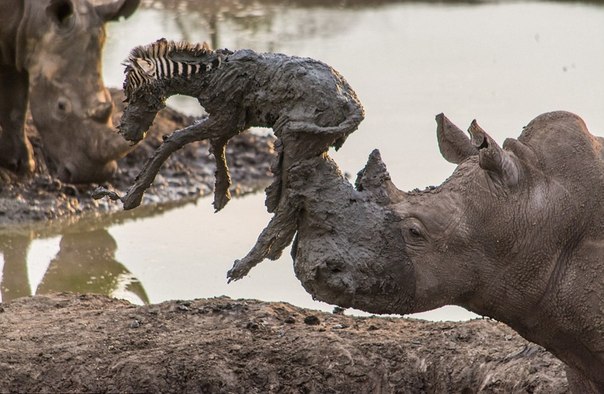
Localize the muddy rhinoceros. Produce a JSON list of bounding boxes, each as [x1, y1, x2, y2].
[[227, 111, 603, 393], [0, 0, 139, 182]]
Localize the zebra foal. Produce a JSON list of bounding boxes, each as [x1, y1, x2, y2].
[[114, 38, 364, 245]]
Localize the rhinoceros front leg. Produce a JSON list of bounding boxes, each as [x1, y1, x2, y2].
[[0, 66, 35, 174]]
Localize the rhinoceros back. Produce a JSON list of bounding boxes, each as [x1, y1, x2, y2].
[[519, 111, 604, 185]]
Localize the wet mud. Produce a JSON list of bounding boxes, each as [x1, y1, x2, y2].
[[0, 293, 567, 393]]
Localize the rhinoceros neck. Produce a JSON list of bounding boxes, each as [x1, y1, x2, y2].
[[464, 242, 604, 384]]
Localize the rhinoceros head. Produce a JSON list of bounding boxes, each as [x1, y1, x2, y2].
[[294, 112, 603, 320], [20, 0, 139, 183]]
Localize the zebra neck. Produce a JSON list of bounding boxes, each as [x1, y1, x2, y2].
[[154, 59, 211, 80], [149, 47, 223, 82], [149, 70, 205, 99]]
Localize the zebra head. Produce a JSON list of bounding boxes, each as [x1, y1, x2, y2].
[[120, 38, 221, 142], [122, 38, 215, 102]]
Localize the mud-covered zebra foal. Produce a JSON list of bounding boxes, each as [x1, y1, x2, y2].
[[105, 38, 364, 212]]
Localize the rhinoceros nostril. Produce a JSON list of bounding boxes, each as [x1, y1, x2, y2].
[[325, 259, 344, 274]]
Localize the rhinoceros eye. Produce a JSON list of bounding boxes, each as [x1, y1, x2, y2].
[[402, 219, 426, 245], [54, 97, 71, 120], [409, 226, 422, 237]]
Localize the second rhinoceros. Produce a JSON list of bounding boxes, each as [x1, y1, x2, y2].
[[0, 0, 139, 182]]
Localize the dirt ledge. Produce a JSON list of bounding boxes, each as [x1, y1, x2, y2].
[[0, 293, 567, 393]]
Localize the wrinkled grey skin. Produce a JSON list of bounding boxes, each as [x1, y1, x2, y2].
[[271, 111, 602, 393], [0, 0, 138, 182]]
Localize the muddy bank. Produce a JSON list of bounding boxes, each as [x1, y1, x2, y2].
[[0, 293, 567, 393], [0, 88, 275, 229]]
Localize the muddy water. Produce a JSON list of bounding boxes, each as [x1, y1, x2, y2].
[[2, 1, 603, 321]]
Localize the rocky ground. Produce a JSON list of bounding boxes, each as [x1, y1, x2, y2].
[[0, 293, 567, 393], [0, 90, 569, 392]]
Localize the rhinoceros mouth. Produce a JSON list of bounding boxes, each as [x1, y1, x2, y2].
[[294, 251, 416, 315], [294, 258, 354, 306]]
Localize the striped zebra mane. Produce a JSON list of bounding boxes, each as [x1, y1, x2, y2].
[[123, 38, 214, 100]]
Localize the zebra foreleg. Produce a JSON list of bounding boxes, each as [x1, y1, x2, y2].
[[121, 118, 225, 210]]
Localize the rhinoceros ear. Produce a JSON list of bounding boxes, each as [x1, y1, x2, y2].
[[468, 120, 519, 187], [435, 113, 478, 164], [95, 0, 140, 22]]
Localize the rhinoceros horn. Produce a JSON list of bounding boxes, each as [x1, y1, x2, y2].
[[98, 129, 134, 162], [94, 0, 140, 22]]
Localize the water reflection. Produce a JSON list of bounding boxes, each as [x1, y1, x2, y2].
[[36, 230, 149, 304], [0, 203, 182, 304], [0, 234, 31, 300], [0, 229, 148, 304]]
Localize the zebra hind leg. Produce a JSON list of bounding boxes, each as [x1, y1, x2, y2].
[[210, 137, 232, 212]]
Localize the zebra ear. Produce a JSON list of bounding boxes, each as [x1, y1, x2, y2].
[[135, 58, 154, 75]]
